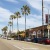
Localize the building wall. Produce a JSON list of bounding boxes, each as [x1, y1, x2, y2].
[[27, 25, 48, 38]]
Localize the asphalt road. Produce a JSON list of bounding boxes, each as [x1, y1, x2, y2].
[[0, 38, 50, 50], [0, 38, 20, 50]]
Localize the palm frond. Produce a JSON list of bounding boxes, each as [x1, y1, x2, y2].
[[15, 12, 21, 18], [21, 5, 30, 15]]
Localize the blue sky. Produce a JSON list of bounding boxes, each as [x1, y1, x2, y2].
[[0, 0, 50, 34]]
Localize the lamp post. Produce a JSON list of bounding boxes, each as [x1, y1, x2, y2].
[[48, 9, 50, 39], [42, 0, 44, 25], [42, 0, 44, 37], [47, 9, 50, 39]]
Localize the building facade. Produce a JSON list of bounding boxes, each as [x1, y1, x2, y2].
[[26, 25, 50, 38]]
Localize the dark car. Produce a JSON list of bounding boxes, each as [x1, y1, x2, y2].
[[33, 38, 38, 43], [20, 37, 25, 41], [32, 37, 50, 44], [14, 37, 18, 40], [37, 38, 43, 44], [37, 37, 50, 44], [33, 37, 44, 43]]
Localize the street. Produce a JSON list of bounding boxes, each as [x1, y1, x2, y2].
[[0, 38, 50, 50]]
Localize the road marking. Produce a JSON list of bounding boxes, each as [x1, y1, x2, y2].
[[13, 45, 39, 50], [2, 39, 39, 50], [23, 48, 39, 50], [13, 45, 23, 50]]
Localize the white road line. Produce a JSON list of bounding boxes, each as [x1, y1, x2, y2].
[[13, 45, 39, 50], [23, 48, 39, 50], [5, 40, 39, 50], [13, 45, 23, 50]]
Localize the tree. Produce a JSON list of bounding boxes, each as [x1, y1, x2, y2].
[[8, 21, 12, 34], [14, 12, 21, 39], [10, 15, 16, 32], [2, 26, 8, 37], [14, 12, 21, 32], [21, 5, 30, 37]]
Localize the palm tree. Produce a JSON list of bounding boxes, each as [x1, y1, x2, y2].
[[10, 15, 16, 32], [14, 12, 21, 39], [2, 26, 8, 37], [8, 21, 12, 38], [8, 21, 12, 34], [14, 12, 21, 32], [21, 5, 30, 37]]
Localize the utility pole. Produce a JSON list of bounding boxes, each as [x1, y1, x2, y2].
[[48, 9, 50, 39], [42, 0, 44, 37]]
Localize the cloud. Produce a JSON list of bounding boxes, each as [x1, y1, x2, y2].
[[27, 0, 42, 11], [42, 0, 50, 1], [0, 7, 14, 32], [26, 0, 50, 26], [0, 0, 50, 34], [0, 7, 14, 34], [27, 0, 50, 11], [0, 19, 5, 22], [5, 0, 18, 3], [14, 14, 42, 30], [0, 7, 13, 22]]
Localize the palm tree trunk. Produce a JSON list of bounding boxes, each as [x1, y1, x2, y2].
[[5, 31, 6, 37], [25, 14, 26, 38], [12, 19, 13, 32], [17, 18, 19, 32], [10, 25, 11, 34], [10, 25, 11, 38], [17, 18, 19, 39]]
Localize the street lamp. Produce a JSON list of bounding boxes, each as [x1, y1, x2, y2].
[[47, 9, 50, 39], [42, 0, 44, 37], [42, 0, 44, 25]]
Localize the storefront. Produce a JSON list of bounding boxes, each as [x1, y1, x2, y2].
[[27, 25, 50, 38]]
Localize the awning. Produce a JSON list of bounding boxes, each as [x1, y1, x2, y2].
[[19, 33, 25, 37]]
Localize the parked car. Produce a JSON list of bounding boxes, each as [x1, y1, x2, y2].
[[3, 37, 7, 39], [14, 37, 18, 40], [42, 38, 50, 44], [38, 38, 44, 44], [24, 37, 32, 42], [14, 36, 18, 40], [33, 37, 44, 43], [33, 37, 50, 44], [31, 38, 34, 42], [7, 37, 11, 40], [33, 38, 38, 43], [20, 37, 25, 41]]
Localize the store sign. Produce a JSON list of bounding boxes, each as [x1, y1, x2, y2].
[[45, 14, 50, 24], [46, 14, 48, 23]]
